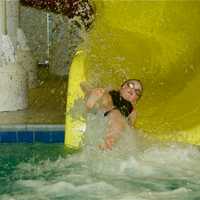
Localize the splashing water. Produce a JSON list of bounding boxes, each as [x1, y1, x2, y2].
[[1, 105, 200, 200]]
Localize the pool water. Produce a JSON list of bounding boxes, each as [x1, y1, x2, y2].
[[1, 113, 200, 200]]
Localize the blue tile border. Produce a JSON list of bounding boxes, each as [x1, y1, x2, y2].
[[0, 125, 65, 144], [35, 131, 51, 143], [51, 131, 65, 143], [0, 132, 17, 143], [18, 131, 34, 143]]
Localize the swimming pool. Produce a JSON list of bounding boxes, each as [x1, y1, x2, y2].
[[1, 142, 200, 200], [1, 114, 200, 200]]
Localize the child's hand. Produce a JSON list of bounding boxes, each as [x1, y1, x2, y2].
[[98, 143, 112, 151], [91, 88, 105, 97], [98, 135, 114, 151], [86, 88, 105, 109]]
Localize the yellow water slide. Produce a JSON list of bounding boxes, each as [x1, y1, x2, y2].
[[65, 0, 200, 148]]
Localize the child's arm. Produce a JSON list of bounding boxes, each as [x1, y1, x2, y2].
[[80, 82, 105, 110], [84, 88, 105, 110], [80, 82, 92, 95], [128, 110, 137, 127]]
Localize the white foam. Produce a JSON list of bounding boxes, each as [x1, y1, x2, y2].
[[6, 111, 200, 200]]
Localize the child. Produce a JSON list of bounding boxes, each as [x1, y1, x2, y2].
[[81, 79, 143, 150]]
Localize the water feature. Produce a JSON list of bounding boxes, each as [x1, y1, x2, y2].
[[1, 111, 200, 200], [1, 1, 200, 199]]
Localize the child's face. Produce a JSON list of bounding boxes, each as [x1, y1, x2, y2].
[[120, 81, 142, 103]]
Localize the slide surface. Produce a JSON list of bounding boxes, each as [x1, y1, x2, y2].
[[65, 0, 200, 148], [65, 51, 86, 148]]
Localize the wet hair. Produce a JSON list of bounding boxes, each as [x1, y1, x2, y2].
[[121, 79, 143, 100]]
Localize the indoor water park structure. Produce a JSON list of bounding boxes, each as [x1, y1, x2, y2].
[[1, 1, 200, 199], [0, 0, 200, 145]]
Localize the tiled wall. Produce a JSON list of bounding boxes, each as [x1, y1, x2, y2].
[[0, 125, 64, 143]]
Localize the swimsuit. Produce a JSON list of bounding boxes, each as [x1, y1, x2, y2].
[[104, 90, 133, 117]]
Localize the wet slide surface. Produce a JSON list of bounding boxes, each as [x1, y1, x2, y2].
[[66, 0, 200, 146]]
